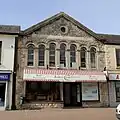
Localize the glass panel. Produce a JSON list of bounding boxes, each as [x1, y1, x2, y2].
[[70, 44, 76, 63], [38, 61, 44, 66], [82, 83, 98, 101], [80, 47, 86, 68], [116, 49, 120, 66], [38, 45, 45, 66], [27, 45, 34, 66], [0, 83, 6, 106], [115, 82, 120, 101], [25, 82, 60, 102], [90, 47, 96, 68], [49, 43, 56, 66]]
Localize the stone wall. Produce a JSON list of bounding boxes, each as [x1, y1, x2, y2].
[[21, 102, 63, 110]]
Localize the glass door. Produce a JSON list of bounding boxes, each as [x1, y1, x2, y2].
[[0, 83, 6, 107]]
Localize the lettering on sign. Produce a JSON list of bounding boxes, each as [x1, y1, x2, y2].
[[0, 75, 8, 79], [116, 75, 119, 80], [89, 75, 97, 80]]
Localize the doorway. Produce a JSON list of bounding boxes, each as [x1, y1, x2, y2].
[[63, 82, 82, 107], [0, 83, 6, 107]]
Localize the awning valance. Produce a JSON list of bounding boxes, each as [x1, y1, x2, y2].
[[23, 68, 107, 82]]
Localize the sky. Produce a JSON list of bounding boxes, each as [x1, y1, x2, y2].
[[0, 0, 120, 34]]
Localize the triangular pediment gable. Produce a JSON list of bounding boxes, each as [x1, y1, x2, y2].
[[23, 12, 100, 40]]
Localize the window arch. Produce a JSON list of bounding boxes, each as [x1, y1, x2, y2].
[[90, 47, 96, 68], [70, 44, 76, 67], [80, 47, 87, 68], [27, 44, 34, 66], [49, 43, 56, 67], [60, 43, 66, 67], [38, 44, 45, 66]]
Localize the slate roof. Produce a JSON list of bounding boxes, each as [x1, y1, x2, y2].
[[97, 33, 120, 45], [0, 25, 20, 34]]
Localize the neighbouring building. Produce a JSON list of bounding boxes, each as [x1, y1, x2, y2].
[[16, 12, 108, 109], [0, 25, 20, 110], [99, 34, 120, 107]]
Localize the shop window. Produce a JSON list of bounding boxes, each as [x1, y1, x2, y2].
[[25, 82, 60, 102], [70, 44, 76, 67], [90, 47, 96, 68], [27, 45, 34, 66], [80, 47, 86, 68], [60, 43, 66, 67], [38, 44, 45, 66], [115, 82, 120, 101], [49, 43, 56, 67], [82, 83, 99, 101], [116, 49, 120, 67]]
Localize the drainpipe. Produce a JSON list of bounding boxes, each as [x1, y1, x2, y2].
[[104, 70, 110, 107], [11, 37, 18, 110]]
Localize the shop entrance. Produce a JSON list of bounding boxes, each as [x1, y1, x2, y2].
[[0, 83, 6, 107], [63, 82, 82, 107]]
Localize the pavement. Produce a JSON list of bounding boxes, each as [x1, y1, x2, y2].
[[0, 108, 117, 120]]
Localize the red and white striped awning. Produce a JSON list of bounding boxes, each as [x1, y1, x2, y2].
[[23, 68, 107, 82]]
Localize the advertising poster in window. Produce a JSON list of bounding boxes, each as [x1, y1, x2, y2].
[[82, 83, 99, 100]]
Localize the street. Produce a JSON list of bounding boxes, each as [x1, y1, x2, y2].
[[0, 108, 117, 120]]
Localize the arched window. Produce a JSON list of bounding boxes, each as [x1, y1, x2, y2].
[[70, 44, 76, 67], [60, 43, 66, 67], [38, 44, 45, 66], [80, 47, 87, 68], [27, 45, 34, 66], [90, 47, 96, 68], [49, 43, 56, 67]]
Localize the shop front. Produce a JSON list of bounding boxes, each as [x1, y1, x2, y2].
[[0, 72, 11, 110], [22, 68, 107, 109], [108, 72, 120, 107]]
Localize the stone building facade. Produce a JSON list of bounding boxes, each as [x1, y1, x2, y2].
[[16, 12, 108, 109], [98, 34, 120, 107]]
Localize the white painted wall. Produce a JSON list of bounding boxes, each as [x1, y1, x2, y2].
[[0, 34, 17, 71]]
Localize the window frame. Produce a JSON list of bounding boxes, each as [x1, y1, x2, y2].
[[38, 44, 45, 66], [70, 44, 76, 67], [115, 82, 120, 102], [60, 43, 66, 67], [80, 47, 87, 68], [49, 43, 56, 67], [27, 44, 34, 66], [116, 49, 120, 68], [90, 47, 96, 69]]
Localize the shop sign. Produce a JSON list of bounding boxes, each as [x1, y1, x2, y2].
[[23, 73, 106, 82], [109, 74, 120, 80], [0, 73, 10, 81]]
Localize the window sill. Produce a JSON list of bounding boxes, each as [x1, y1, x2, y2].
[[116, 66, 120, 69], [37, 66, 46, 69], [27, 66, 35, 68]]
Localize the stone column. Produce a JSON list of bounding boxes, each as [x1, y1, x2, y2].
[[56, 49, 60, 68], [45, 48, 49, 67], [66, 50, 70, 69], [34, 48, 38, 67], [99, 82, 109, 107], [76, 50, 80, 69], [86, 51, 90, 69]]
